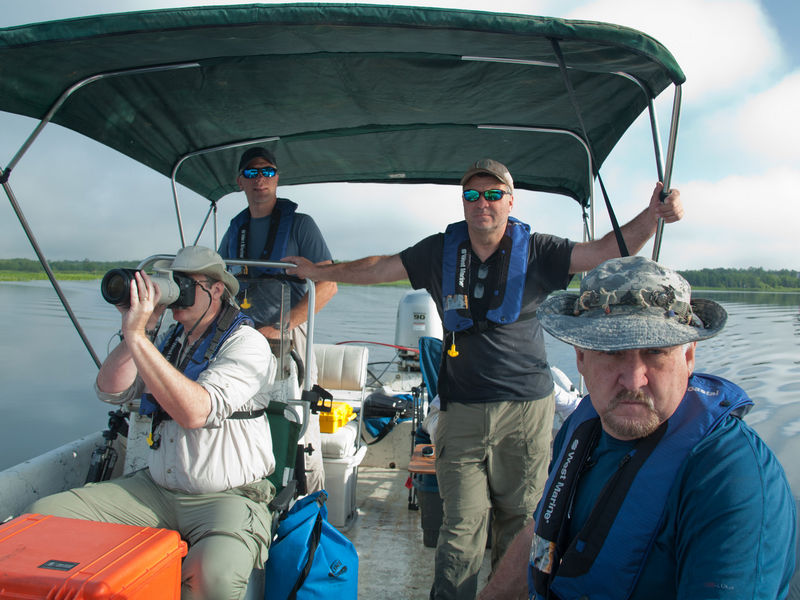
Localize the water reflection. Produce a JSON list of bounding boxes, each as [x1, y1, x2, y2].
[[688, 291, 800, 493], [2, 283, 800, 493], [695, 289, 800, 307]]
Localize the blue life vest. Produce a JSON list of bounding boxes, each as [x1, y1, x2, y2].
[[529, 373, 753, 600], [225, 198, 297, 277], [441, 217, 530, 332], [139, 306, 253, 417]]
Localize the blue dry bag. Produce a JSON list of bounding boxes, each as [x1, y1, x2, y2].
[[264, 490, 358, 600]]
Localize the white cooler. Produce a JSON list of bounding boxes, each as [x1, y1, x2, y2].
[[323, 444, 367, 529]]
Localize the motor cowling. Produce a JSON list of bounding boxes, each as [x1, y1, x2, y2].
[[394, 290, 443, 371]]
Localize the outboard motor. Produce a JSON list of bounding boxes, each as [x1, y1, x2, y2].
[[394, 290, 443, 371]]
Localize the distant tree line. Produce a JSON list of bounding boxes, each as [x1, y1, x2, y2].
[[0, 258, 138, 274], [1, 259, 798, 289], [677, 267, 800, 290]]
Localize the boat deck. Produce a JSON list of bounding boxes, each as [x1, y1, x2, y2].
[[343, 466, 491, 599]]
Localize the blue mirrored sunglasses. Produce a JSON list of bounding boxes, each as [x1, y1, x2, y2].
[[462, 189, 510, 202], [241, 167, 277, 179]]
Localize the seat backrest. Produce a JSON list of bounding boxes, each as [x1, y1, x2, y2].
[[266, 401, 302, 492], [418, 336, 443, 399], [314, 344, 369, 391]]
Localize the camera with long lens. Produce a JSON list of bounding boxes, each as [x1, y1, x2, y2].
[[101, 268, 196, 308]]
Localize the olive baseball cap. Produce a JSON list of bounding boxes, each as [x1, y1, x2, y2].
[[460, 158, 514, 194]]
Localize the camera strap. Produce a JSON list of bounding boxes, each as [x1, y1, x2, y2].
[[146, 305, 262, 449]]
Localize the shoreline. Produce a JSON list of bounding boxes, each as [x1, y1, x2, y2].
[[0, 273, 413, 288], [2, 273, 799, 293]]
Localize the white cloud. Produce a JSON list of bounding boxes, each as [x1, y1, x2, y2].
[[687, 68, 800, 175], [733, 71, 800, 164], [664, 168, 800, 269], [563, 0, 784, 103], [2, 0, 797, 271]]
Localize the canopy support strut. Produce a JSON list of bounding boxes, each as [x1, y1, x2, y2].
[[0, 61, 202, 370], [1, 176, 102, 368], [651, 85, 682, 262], [550, 38, 629, 257], [170, 137, 280, 248]]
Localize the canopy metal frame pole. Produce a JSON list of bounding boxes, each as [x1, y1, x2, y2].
[[477, 124, 595, 240], [1, 61, 201, 369], [170, 136, 280, 248], [2, 178, 102, 368], [651, 85, 682, 262]]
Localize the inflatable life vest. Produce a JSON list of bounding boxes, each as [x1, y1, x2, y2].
[[140, 305, 262, 448], [441, 217, 530, 333], [529, 373, 753, 600], [225, 198, 298, 278]]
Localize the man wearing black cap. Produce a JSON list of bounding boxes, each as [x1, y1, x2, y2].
[[285, 158, 685, 600], [478, 256, 796, 600], [219, 147, 338, 494]]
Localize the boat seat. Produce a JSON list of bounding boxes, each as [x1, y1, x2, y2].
[[314, 343, 368, 393], [314, 343, 369, 451], [313, 344, 370, 530]]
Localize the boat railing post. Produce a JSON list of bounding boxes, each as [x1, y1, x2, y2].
[[220, 258, 315, 439], [294, 277, 315, 440]]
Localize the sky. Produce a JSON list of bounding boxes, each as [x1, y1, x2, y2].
[[1, 0, 799, 271]]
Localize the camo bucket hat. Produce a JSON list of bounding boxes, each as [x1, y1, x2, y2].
[[537, 256, 727, 351]]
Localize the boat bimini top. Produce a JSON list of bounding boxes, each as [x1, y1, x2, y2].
[[0, 3, 684, 365]]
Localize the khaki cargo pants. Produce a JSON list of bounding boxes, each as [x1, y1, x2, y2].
[[431, 392, 554, 600]]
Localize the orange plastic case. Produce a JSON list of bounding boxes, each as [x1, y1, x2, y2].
[[0, 513, 187, 599]]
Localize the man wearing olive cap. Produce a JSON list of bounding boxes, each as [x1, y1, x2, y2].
[[479, 256, 796, 600], [286, 158, 686, 600], [31, 246, 277, 599]]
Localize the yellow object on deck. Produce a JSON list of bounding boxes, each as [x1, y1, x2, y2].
[[319, 401, 356, 433]]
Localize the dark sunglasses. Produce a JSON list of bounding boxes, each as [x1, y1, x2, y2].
[[241, 167, 277, 179], [462, 189, 510, 202]]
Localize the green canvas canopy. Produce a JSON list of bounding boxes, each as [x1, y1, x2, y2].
[[0, 3, 684, 207]]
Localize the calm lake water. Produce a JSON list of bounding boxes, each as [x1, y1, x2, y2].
[[1, 281, 799, 497]]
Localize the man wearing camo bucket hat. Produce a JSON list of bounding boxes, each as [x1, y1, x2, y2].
[[480, 256, 796, 600], [537, 254, 728, 351]]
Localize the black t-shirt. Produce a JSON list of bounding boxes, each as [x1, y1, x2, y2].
[[400, 231, 574, 403]]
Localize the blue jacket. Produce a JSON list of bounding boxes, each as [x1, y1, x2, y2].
[[529, 374, 754, 599]]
